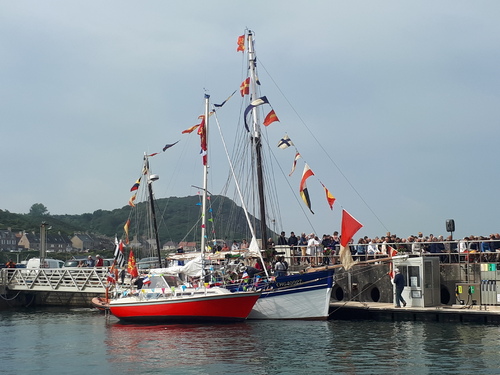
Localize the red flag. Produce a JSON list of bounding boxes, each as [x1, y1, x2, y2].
[[388, 246, 398, 257], [197, 115, 207, 165], [127, 249, 139, 278], [240, 77, 250, 97], [107, 264, 117, 284], [263, 110, 279, 126], [388, 262, 395, 280], [237, 35, 245, 52], [299, 164, 314, 214], [321, 183, 336, 210], [340, 209, 363, 247], [387, 246, 398, 279], [181, 124, 200, 134]]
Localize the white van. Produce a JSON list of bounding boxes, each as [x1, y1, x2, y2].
[[26, 258, 64, 269]]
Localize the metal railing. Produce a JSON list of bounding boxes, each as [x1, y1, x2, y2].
[[1, 267, 110, 293], [272, 239, 500, 268]]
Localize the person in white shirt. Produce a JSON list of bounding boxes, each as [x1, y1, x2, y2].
[[367, 238, 380, 259], [307, 234, 320, 266]]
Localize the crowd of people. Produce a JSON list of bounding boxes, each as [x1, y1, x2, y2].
[[351, 232, 500, 261], [261, 231, 500, 265], [77, 254, 104, 267]]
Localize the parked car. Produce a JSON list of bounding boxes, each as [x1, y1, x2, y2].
[[63, 259, 82, 267], [137, 257, 161, 271], [27, 258, 64, 269], [104, 259, 114, 267], [64, 257, 114, 267]]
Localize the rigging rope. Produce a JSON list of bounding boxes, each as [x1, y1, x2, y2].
[[258, 58, 390, 233]]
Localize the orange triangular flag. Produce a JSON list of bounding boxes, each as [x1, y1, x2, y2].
[[263, 110, 279, 126]]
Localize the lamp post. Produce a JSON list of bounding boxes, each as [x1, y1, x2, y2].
[[40, 222, 49, 267]]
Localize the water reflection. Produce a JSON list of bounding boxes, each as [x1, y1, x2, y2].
[[102, 319, 500, 374], [2, 308, 500, 375], [105, 321, 259, 371]]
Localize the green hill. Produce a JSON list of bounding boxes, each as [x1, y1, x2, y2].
[[0, 195, 269, 246]]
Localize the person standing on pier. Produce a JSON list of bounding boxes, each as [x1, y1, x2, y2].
[[288, 232, 299, 265], [95, 255, 104, 267], [393, 268, 407, 308], [86, 255, 95, 267]]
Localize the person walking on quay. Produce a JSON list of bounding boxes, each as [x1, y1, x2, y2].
[[393, 268, 407, 308]]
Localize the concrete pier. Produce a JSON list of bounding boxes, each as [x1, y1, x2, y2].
[[329, 301, 500, 324]]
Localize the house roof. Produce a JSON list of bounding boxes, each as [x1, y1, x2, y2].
[[72, 233, 98, 242]]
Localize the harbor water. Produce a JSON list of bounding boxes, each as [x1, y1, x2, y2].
[[1, 307, 499, 375]]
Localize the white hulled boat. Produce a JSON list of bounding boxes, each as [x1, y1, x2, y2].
[[211, 30, 335, 320]]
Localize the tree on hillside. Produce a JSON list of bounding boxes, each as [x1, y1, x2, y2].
[[29, 203, 49, 216]]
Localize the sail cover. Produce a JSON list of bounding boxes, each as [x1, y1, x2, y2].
[[150, 256, 203, 278]]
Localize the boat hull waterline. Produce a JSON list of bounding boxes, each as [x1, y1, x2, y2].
[[248, 269, 334, 320], [109, 290, 261, 323]]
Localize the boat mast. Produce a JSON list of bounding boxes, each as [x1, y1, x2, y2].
[[247, 30, 268, 248], [200, 94, 210, 273], [145, 154, 163, 267]]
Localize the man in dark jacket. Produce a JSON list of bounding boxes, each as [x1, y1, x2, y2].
[[288, 232, 299, 265], [394, 268, 407, 308], [277, 231, 288, 246]]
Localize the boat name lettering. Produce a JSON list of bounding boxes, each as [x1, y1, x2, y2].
[[276, 279, 303, 288]]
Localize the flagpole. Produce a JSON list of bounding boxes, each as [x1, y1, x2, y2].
[[200, 94, 210, 285], [247, 30, 268, 248], [145, 154, 162, 268]]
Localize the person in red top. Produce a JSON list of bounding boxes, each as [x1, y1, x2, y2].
[[254, 259, 263, 270], [5, 259, 16, 268], [95, 254, 104, 267]]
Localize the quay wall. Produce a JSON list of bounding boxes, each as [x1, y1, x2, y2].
[[0, 290, 100, 310], [332, 262, 482, 306]]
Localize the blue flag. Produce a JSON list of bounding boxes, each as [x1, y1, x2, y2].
[[243, 96, 269, 132]]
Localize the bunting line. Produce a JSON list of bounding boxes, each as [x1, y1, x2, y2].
[[214, 90, 237, 108], [320, 182, 336, 210], [277, 134, 293, 149], [289, 152, 301, 176], [240, 77, 250, 97], [243, 96, 269, 132], [299, 164, 314, 214]]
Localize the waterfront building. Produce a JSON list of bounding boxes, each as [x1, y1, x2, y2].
[[0, 228, 19, 252]]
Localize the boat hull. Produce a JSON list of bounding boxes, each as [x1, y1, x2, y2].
[[248, 269, 334, 320], [109, 290, 261, 323]]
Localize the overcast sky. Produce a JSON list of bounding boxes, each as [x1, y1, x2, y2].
[[1, 1, 499, 240]]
